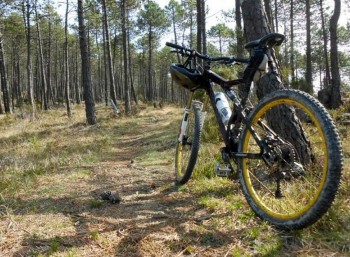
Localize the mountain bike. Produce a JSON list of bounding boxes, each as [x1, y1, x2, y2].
[[166, 33, 343, 230]]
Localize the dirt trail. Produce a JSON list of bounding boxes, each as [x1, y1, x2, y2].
[[1, 106, 229, 257]]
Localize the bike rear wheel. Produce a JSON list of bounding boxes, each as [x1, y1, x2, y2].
[[239, 89, 343, 229], [175, 104, 203, 185]]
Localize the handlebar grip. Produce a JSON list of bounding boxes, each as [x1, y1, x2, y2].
[[166, 42, 185, 51]]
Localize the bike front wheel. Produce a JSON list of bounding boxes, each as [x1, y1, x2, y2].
[[238, 89, 343, 230], [175, 104, 203, 185]]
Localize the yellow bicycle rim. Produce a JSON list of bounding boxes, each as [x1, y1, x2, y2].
[[242, 98, 328, 220]]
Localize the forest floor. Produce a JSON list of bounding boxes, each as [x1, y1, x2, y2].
[[0, 103, 349, 257]]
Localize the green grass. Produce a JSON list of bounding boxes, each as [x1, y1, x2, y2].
[[0, 102, 349, 257]]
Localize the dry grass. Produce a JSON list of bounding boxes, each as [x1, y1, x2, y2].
[[0, 103, 349, 257]]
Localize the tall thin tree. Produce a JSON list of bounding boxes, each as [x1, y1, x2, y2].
[[320, 0, 331, 88], [290, 0, 295, 83], [121, 0, 131, 114], [235, 0, 244, 58], [102, 0, 118, 109], [196, 0, 202, 54], [305, 0, 313, 93], [78, 0, 97, 125], [0, 27, 11, 113], [23, 0, 35, 119], [35, 1, 48, 110], [64, 0, 72, 117], [329, 0, 342, 108]]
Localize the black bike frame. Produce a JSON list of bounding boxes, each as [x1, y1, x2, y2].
[[197, 65, 266, 160], [172, 34, 284, 160]]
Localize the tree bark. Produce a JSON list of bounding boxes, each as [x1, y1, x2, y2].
[[329, 0, 342, 109], [290, 0, 295, 84], [148, 25, 153, 101], [78, 0, 97, 125], [102, 20, 108, 106], [263, 0, 274, 31], [274, 0, 278, 32], [201, 0, 206, 55], [121, 0, 131, 114], [235, 0, 244, 58], [127, 22, 138, 105], [35, 2, 48, 111], [196, 0, 202, 54], [102, 0, 118, 109], [47, 16, 52, 107], [168, 1, 181, 62], [24, 0, 35, 119], [320, 0, 331, 88], [0, 28, 11, 113], [75, 40, 81, 104], [64, 0, 72, 117], [305, 0, 313, 93]]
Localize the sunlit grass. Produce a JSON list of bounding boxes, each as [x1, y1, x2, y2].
[[0, 101, 349, 256]]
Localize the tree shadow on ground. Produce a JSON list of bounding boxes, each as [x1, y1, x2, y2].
[[7, 178, 236, 256], [4, 168, 349, 256]]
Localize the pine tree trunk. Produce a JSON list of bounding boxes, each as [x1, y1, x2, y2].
[[189, 7, 194, 48], [95, 30, 102, 103], [241, 0, 312, 164], [263, 0, 274, 31], [47, 17, 52, 107], [274, 0, 278, 32], [78, 0, 97, 125], [305, 0, 313, 93], [235, 0, 244, 58], [0, 29, 11, 113], [35, 2, 48, 111], [201, 0, 206, 55], [24, 0, 35, 120], [75, 40, 81, 104], [329, 0, 342, 109], [102, 0, 118, 109], [320, 0, 331, 88], [148, 26, 153, 101], [102, 21, 108, 106], [64, 0, 71, 117], [290, 0, 295, 83], [127, 26, 138, 105], [121, 0, 131, 114], [196, 0, 202, 54], [12, 49, 22, 108]]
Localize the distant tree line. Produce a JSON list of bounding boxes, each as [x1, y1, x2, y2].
[[0, 0, 348, 123]]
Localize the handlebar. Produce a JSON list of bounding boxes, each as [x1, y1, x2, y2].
[[165, 42, 190, 51], [165, 42, 249, 64]]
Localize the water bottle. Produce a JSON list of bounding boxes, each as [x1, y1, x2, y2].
[[215, 92, 232, 126]]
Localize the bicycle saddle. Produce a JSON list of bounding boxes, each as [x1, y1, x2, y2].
[[245, 33, 285, 49]]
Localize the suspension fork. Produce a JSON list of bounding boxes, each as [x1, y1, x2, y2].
[[178, 92, 194, 142], [178, 92, 208, 143]]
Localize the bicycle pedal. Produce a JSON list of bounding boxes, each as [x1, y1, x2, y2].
[[215, 163, 233, 177]]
